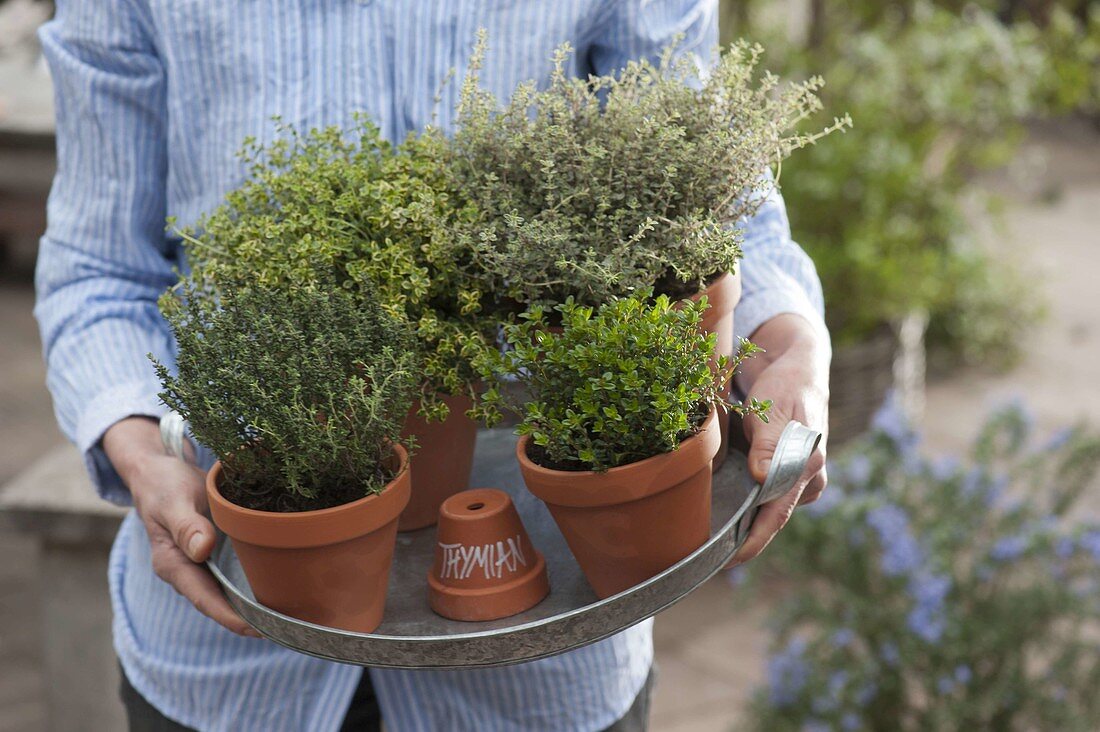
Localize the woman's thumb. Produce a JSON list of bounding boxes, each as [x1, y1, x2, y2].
[[746, 421, 782, 484]]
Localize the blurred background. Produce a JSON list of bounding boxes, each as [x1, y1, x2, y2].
[[0, 0, 1098, 729]]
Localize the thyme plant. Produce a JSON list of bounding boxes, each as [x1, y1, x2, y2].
[[474, 292, 770, 472], [153, 282, 417, 512], [182, 121, 491, 421], [448, 34, 850, 309]]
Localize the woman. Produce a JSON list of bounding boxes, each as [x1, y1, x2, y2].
[[36, 1, 829, 728]]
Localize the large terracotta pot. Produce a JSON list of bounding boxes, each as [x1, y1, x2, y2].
[[206, 445, 411, 633], [399, 394, 479, 531], [517, 409, 720, 599], [683, 272, 742, 471]]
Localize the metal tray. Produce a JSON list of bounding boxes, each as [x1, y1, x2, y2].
[[205, 421, 820, 669]]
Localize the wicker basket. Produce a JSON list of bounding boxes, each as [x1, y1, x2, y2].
[[828, 312, 927, 448]]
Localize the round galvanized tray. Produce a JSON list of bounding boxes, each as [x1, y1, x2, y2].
[[203, 420, 820, 669]]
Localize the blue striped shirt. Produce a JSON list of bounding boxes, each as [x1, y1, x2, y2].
[[35, 1, 826, 730]]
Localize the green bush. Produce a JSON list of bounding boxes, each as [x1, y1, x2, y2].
[[1026, 5, 1100, 117], [720, 1, 1055, 367], [448, 34, 848, 310], [181, 120, 493, 421], [154, 282, 417, 512], [773, 4, 1047, 355], [744, 400, 1100, 730], [926, 247, 1044, 372], [473, 292, 770, 472]]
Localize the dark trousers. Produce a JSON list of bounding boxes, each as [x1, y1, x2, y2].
[[120, 664, 656, 731]]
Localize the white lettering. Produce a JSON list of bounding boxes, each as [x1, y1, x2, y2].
[[437, 535, 530, 580]]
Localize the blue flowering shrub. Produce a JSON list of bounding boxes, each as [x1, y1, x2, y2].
[[745, 400, 1100, 730]]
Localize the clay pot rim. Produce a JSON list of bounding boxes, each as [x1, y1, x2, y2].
[[206, 443, 411, 548], [208, 442, 409, 518], [516, 408, 720, 509]]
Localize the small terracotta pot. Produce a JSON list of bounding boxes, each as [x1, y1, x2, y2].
[[683, 271, 742, 471], [517, 409, 720, 599], [206, 445, 411, 633], [427, 488, 550, 621], [399, 394, 479, 531]]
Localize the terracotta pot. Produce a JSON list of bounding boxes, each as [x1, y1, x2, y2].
[[517, 409, 720, 599], [427, 488, 550, 621], [399, 394, 479, 531], [205, 445, 411, 633], [684, 272, 742, 471]]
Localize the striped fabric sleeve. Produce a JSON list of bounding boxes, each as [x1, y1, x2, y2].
[[733, 182, 830, 346], [36, 0, 176, 505], [589, 0, 829, 347]]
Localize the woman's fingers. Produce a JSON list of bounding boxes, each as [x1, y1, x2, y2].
[[146, 521, 258, 637], [727, 445, 825, 568], [131, 454, 258, 637]]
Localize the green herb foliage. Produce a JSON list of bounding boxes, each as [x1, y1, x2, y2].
[[181, 120, 492, 421], [448, 34, 849, 310], [153, 282, 417, 512], [474, 292, 770, 472]]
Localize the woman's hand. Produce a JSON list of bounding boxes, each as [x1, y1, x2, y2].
[[103, 417, 259, 636], [728, 314, 830, 566]]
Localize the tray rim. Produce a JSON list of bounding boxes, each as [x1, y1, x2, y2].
[[208, 480, 760, 655], [204, 477, 756, 638]]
